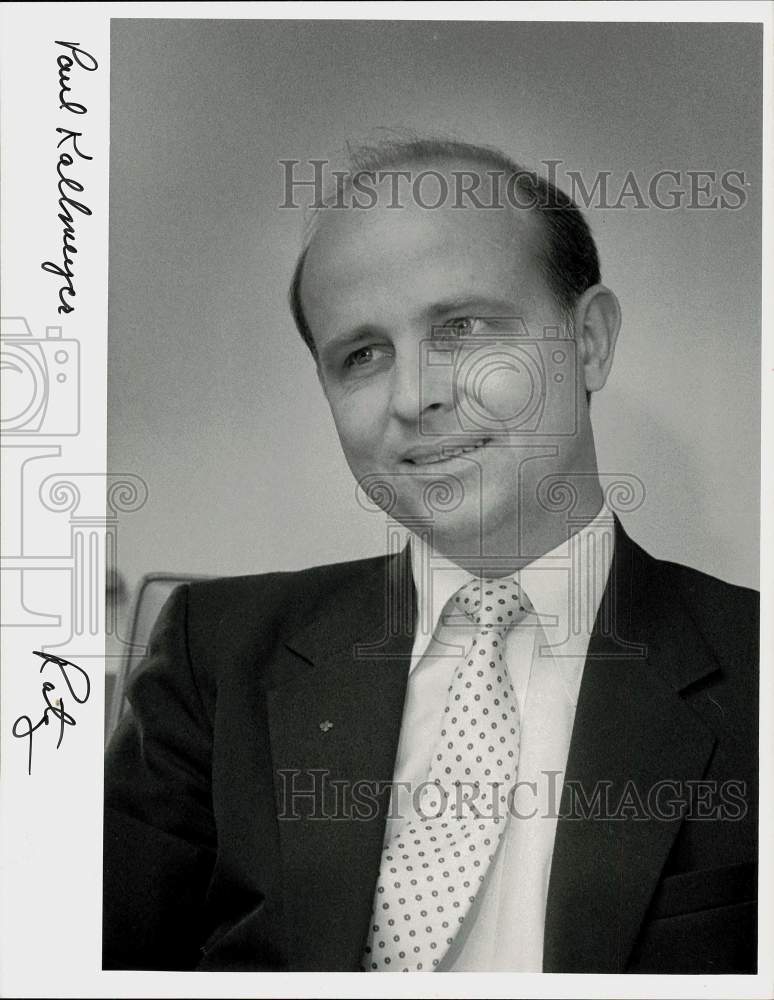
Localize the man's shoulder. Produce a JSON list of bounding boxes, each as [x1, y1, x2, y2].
[[656, 553, 758, 614], [637, 540, 759, 663], [618, 532, 758, 761], [181, 551, 395, 631], [188, 551, 392, 594], [164, 553, 407, 685]]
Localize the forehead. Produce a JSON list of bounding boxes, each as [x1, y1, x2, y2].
[[300, 164, 547, 335]]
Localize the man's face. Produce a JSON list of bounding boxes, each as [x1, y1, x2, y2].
[[300, 172, 592, 562]]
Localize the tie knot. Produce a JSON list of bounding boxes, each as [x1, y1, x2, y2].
[[451, 576, 531, 630]]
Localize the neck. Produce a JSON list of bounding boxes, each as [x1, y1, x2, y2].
[[426, 474, 605, 579]]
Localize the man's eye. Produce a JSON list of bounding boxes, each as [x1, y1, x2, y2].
[[440, 317, 481, 337], [345, 347, 373, 368]]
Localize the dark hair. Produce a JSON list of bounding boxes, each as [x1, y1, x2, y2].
[[289, 136, 601, 357]]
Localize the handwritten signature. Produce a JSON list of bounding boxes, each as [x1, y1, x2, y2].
[[12, 651, 91, 775], [41, 40, 98, 315]]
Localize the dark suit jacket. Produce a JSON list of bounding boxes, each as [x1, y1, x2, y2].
[[103, 519, 758, 973]]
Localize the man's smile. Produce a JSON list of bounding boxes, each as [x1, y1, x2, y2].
[[401, 437, 493, 466]]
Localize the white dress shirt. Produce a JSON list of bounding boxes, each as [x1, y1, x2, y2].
[[383, 504, 615, 971]]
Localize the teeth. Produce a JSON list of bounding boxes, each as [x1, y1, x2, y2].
[[411, 440, 488, 464]]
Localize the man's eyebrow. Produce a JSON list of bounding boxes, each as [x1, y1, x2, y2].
[[318, 327, 382, 363], [427, 296, 519, 320]]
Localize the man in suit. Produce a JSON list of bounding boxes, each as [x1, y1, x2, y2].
[[103, 138, 758, 973]]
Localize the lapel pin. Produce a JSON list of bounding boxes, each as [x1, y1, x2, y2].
[[319, 720, 333, 733]]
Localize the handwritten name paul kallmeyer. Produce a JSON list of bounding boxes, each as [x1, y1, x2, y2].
[[41, 40, 98, 315]]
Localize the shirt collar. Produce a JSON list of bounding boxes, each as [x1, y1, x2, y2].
[[408, 503, 616, 666]]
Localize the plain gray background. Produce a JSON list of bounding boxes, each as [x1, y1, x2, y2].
[[108, 18, 761, 636]]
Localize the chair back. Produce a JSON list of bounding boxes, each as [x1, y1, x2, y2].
[[106, 572, 211, 740]]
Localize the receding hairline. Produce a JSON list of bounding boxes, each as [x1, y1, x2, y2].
[[290, 139, 600, 356], [319, 155, 542, 237], [297, 152, 555, 320]]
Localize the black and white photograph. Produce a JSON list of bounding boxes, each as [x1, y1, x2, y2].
[[1, 4, 771, 998]]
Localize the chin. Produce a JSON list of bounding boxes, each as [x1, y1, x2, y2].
[[398, 499, 502, 558]]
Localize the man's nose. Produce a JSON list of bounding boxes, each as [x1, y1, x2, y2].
[[388, 345, 453, 425]]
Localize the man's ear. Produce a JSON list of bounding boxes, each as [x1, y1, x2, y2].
[[573, 284, 621, 393]]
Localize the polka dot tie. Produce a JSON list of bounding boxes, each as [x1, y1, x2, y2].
[[362, 576, 532, 972]]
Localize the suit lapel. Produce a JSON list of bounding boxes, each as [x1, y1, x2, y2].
[[266, 547, 415, 971], [543, 520, 719, 972]]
